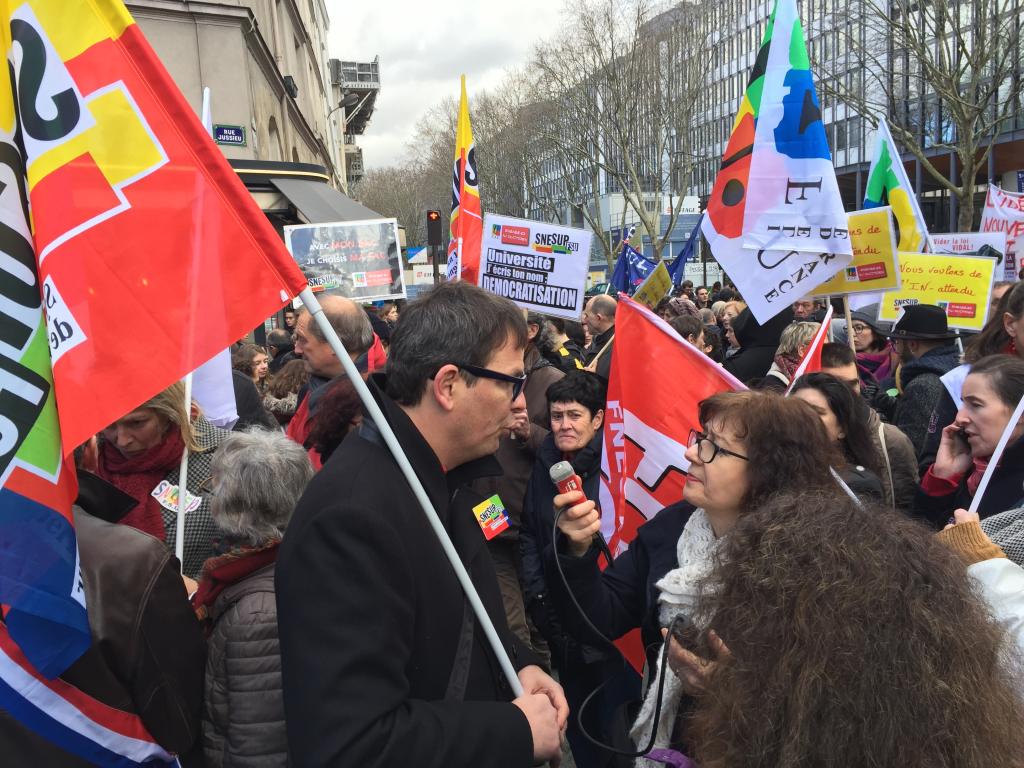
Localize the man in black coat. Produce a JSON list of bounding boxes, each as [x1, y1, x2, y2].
[[583, 294, 617, 384], [276, 282, 567, 768]]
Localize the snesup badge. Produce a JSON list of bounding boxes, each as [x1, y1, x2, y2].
[[151, 480, 202, 514], [472, 494, 510, 540]]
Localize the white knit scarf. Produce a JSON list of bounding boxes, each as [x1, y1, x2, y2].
[[631, 508, 719, 767]]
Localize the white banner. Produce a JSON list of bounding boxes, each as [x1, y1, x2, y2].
[[478, 214, 592, 321], [979, 184, 1024, 280], [928, 231, 1007, 263]]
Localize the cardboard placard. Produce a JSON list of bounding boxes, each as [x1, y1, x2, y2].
[[811, 208, 900, 296], [877, 252, 997, 331]]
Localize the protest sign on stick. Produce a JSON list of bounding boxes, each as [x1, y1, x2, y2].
[[928, 231, 1007, 263], [631, 261, 673, 309], [877, 252, 996, 332], [811, 209, 900, 297], [285, 218, 406, 302], [478, 213, 591, 320], [979, 184, 1024, 280]]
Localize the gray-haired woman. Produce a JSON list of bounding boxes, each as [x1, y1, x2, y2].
[[194, 429, 313, 768]]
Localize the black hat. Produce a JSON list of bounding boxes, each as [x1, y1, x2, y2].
[[886, 304, 958, 341]]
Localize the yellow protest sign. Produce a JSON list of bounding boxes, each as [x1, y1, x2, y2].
[[877, 252, 997, 331], [812, 208, 900, 296], [631, 261, 672, 309]]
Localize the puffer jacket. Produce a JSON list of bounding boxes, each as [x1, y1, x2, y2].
[[865, 408, 919, 511], [892, 343, 961, 459], [203, 564, 286, 767]]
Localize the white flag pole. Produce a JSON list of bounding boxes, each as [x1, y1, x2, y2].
[[968, 393, 1024, 515], [296, 286, 524, 696], [176, 87, 214, 571]]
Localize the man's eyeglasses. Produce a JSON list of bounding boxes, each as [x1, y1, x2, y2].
[[449, 362, 527, 400], [687, 429, 749, 463]]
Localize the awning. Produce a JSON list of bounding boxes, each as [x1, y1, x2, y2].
[[270, 177, 381, 223]]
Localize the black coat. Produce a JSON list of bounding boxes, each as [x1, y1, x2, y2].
[[275, 376, 539, 768], [723, 307, 794, 384], [911, 437, 1024, 529], [520, 429, 604, 605], [544, 502, 695, 671], [586, 326, 615, 383]]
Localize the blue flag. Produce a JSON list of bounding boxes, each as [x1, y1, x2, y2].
[[668, 214, 703, 286], [609, 243, 657, 295]]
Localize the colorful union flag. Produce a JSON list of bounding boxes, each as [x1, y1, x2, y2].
[[0, 0, 307, 762], [863, 117, 929, 252], [446, 75, 482, 284], [701, 0, 852, 324]]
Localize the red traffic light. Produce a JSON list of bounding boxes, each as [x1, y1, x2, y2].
[[426, 209, 443, 245]]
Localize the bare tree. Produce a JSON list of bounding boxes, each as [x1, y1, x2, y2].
[[351, 165, 437, 247], [819, 0, 1022, 230], [530, 0, 710, 266]]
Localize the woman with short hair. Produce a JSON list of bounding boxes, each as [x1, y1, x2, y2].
[[197, 429, 314, 768], [764, 321, 819, 388]]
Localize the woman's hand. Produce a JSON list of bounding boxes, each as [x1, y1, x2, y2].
[[943, 507, 981, 530], [933, 424, 973, 480], [554, 490, 599, 557], [661, 627, 731, 696]]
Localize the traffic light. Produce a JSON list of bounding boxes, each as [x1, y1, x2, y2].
[[426, 209, 442, 246]]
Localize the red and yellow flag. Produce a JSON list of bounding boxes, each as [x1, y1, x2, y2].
[[445, 75, 482, 284], [0, 0, 307, 686]]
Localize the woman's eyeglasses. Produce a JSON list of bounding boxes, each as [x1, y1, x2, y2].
[[687, 429, 749, 463]]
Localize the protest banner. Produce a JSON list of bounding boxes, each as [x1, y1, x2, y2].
[[478, 213, 591, 320], [978, 184, 1024, 280], [609, 241, 656, 295], [446, 76, 483, 284], [701, 0, 852, 324], [811, 208, 900, 297], [928, 232, 1008, 265], [631, 261, 672, 308], [863, 118, 929, 252], [877, 252, 997, 331], [285, 218, 407, 302]]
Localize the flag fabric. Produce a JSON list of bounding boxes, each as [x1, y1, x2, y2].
[[0, 0, 307, 761], [598, 298, 745, 669], [609, 243, 657, 295], [667, 214, 703, 286], [446, 76, 482, 284], [784, 304, 834, 394], [863, 118, 928, 253], [701, 0, 852, 324]]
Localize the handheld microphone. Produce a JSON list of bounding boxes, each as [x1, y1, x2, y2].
[[549, 461, 612, 562]]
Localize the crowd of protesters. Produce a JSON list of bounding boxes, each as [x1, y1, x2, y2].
[[7, 275, 1024, 768]]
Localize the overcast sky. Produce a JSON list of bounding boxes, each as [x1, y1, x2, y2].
[[326, 1, 562, 170]]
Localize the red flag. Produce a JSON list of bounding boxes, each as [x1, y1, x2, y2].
[[445, 75, 482, 283], [26, 2, 308, 451], [599, 297, 745, 671], [784, 305, 835, 395]]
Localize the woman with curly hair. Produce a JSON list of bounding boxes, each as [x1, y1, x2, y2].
[[263, 359, 309, 427], [550, 390, 842, 757], [678, 491, 1024, 768], [232, 343, 270, 395]]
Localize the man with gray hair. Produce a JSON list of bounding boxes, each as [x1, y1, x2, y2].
[[277, 281, 567, 768], [286, 294, 374, 468]]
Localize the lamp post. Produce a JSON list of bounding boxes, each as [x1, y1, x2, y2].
[[328, 92, 360, 190]]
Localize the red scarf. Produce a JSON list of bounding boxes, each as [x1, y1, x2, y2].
[[96, 428, 186, 540], [192, 542, 281, 624], [773, 353, 802, 382]]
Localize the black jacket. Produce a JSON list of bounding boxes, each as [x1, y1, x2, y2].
[[723, 307, 794, 384], [275, 376, 539, 768], [544, 502, 695, 672], [586, 326, 615, 383], [912, 438, 1024, 529], [893, 343, 960, 458], [521, 429, 604, 605]]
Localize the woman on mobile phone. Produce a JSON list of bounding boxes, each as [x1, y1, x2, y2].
[[913, 355, 1024, 528]]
